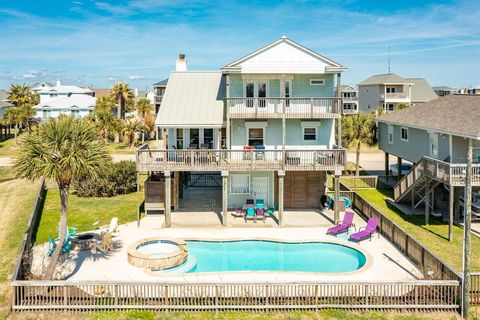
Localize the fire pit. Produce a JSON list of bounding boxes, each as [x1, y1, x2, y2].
[[71, 233, 99, 251]]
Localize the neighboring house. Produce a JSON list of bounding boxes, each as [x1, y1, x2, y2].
[[92, 88, 111, 99], [433, 86, 457, 97], [377, 95, 480, 239], [33, 81, 95, 120], [358, 73, 437, 113], [460, 86, 480, 95], [35, 94, 96, 120], [33, 81, 94, 104], [152, 79, 168, 114], [341, 85, 358, 114], [140, 36, 347, 224]]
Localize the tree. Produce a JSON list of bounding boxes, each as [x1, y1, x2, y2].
[[2, 108, 22, 145], [95, 96, 115, 113], [342, 113, 377, 176], [110, 83, 134, 119], [87, 110, 117, 141], [122, 118, 149, 148], [13, 116, 111, 280], [136, 98, 153, 120], [7, 84, 38, 131]]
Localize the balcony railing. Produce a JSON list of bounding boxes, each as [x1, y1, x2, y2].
[[226, 97, 341, 119], [136, 147, 345, 172], [342, 96, 358, 102], [342, 107, 359, 114], [380, 93, 409, 100]]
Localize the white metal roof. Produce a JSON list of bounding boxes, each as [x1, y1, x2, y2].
[[34, 95, 96, 109], [155, 72, 225, 128], [36, 84, 93, 95]]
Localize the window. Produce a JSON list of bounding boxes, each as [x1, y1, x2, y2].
[[310, 79, 325, 86], [401, 127, 408, 141], [258, 82, 266, 108], [42, 109, 51, 120], [284, 80, 290, 107], [245, 82, 254, 108], [189, 129, 199, 147], [386, 87, 396, 93], [230, 174, 250, 194], [303, 127, 317, 141], [248, 128, 264, 146], [203, 128, 213, 148], [49, 93, 58, 98], [388, 125, 394, 144], [71, 109, 80, 118], [176, 128, 184, 149]]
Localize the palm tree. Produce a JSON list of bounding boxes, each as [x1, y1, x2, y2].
[[342, 113, 377, 176], [2, 108, 22, 145], [13, 116, 111, 280], [95, 96, 115, 114], [88, 110, 117, 141], [122, 118, 149, 148], [110, 83, 134, 119], [136, 98, 153, 120], [7, 84, 38, 131]]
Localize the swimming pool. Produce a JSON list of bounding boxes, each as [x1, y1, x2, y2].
[[154, 240, 367, 274]]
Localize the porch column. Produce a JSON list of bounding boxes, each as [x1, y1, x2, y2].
[[425, 187, 430, 226], [385, 152, 390, 175], [449, 185, 454, 241], [397, 157, 402, 180], [164, 171, 171, 228], [282, 117, 286, 148], [222, 171, 229, 227], [334, 169, 341, 225], [336, 73, 342, 146], [225, 74, 231, 150], [454, 186, 460, 220], [278, 170, 285, 226]]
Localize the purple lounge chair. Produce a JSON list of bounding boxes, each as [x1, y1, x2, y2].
[[327, 211, 355, 236], [349, 218, 379, 242], [256, 208, 266, 223]]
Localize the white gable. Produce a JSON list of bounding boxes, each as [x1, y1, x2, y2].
[[223, 37, 346, 74]]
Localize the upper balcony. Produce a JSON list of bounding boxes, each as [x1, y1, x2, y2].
[[226, 97, 341, 119], [342, 96, 358, 102], [380, 92, 410, 102], [136, 146, 346, 173]]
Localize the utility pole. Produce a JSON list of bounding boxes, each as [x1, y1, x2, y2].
[[462, 138, 472, 319]]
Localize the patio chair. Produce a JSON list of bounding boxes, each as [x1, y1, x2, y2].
[[349, 218, 379, 242], [47, 236, 72, 257], [244, 207, 256, 222], [256, 208, 266, 223], [255, 199, 265, 209], [326, 210, 356, 236], [266, 205, 277, 216], [98, 217, 119, 236], [231, 205, 244, 218], [246, 199, 255, 207]]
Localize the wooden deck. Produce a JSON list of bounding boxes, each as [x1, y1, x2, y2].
[[136, 148, 346, 172]]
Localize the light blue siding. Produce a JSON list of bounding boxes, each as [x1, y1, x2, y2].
[[292, 74, 335, 97], [230, 119, 333, 149], [269, 79, 280, 97], [229, 74, 243, 97]]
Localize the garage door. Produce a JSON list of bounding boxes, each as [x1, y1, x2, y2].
[[283, 171, 325, 209]]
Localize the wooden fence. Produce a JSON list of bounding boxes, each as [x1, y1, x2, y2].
[[12, 179, 46, 281], [472, 273, 480, 305], [11, 280, 460, 312]]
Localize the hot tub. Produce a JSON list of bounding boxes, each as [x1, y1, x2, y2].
[[127, 238, 188, 270]]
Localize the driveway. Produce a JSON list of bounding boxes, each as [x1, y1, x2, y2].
[[347, 151, 398, 176]]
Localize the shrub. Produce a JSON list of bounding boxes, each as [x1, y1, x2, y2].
[[73, 160, 136, 197]]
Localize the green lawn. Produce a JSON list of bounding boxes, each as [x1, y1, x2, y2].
[[5, 310, 463, 320], [357, 188, 480, 272], [0, 138, 19, 157], [36, 188, 141, 244]]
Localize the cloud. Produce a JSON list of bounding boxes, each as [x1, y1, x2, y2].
[[21, 73, 37, 79], [129, 75, 144, 80], [72, 1, 83, 5], [95, 2, 132, 15]]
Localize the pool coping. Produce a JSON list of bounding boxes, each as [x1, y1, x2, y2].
[[143, 237, 373, 278], [127, 237, 188, 270]]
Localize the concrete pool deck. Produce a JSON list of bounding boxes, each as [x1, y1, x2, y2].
[[31, 209, 423, 283]]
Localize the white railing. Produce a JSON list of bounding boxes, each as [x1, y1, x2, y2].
[[226, 97, 341, 119], [394, 157, 480, 200], [342, 96, 358, 102], [11, 280, 460, 312], [136, 148, 345, 172], [381, 93, 409, 100]]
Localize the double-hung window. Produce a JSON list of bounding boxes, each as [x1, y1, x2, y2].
[[388, 125, 394, 144], [303, 127, 317, 141], [230, 174, 250, 194], [248, 128, 264, 146], [401, 127, 408, 141]]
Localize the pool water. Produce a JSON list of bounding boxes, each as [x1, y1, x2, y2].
[[162, 240, 366, 274]]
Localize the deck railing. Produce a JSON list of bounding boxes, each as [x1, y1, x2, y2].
[[381, 93, 409, 100], [11, 280, 460, 312], [226, 97, 341, 119], [136, 148, 345, 172], [394, 157, 480, 200]]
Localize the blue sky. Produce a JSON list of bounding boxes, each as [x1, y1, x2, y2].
[[0, 0, 479, 90]]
